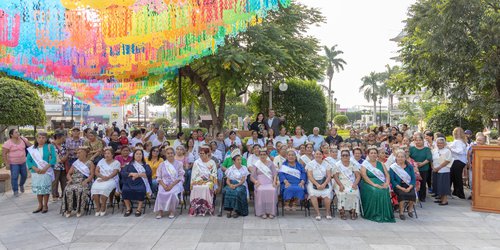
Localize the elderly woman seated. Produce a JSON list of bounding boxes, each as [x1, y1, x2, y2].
[[223, 153, 249, 218], [388, 150, 416, 220], [306, 150, 333, 221], [278, 149, 306, 211], [332, 148, 361, 220], [121, 149, 153, 217], [91, 147, 120, 217]]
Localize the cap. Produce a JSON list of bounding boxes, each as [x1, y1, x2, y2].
[[465, 130, 472, 135], [231, 149, 241, 159]]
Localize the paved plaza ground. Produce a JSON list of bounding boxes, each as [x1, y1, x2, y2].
[[1, 187, 500, 250]]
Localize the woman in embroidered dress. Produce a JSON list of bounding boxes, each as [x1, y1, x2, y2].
[[121, 149, 153, 217], [27, 132, 57, 213], [388, 150, 416, 220], [189, 146, 218, 216], [359, 147, 395, 223], [223, 154, 249, 218], [332, 149, 361, 220], [306, 150, 333, 221], [154, 147, 185, 219], [279, 149, 306, 211], [250, 148, 278, 219], [62, 146, 95, 218], [91, 147, 120, 216]]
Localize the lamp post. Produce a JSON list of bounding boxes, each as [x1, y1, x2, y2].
[[378, 98, 382, 125], [178, 69, 182, 133], [70, 95, 74, 126]]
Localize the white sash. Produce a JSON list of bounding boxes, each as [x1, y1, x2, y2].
[[390, 163, 411, 185], [255, 160, 273, 180], [226, 166, 244, 181], [73, 159, 91, 177], [300, 154, 312, 165], [133, 162, 152, 195], [163, 160, 178, 179], [279, 164, 301, 179], [27, 146, 55, 181], [97, 159, 121, 192], [194, 160, 212, 180], [336, 162, 355, 184], [361, 160, 386, 183], [325, 156, 337, 166]]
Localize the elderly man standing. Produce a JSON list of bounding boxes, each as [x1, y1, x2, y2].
[[307, 127, 325, 151], [65, 127, 85, 167], [325, 127, 343, 147]]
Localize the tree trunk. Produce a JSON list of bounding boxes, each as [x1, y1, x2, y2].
[[373, 100, 377, 126], [496, 76, 500, 132], [0, 125, 7, 143], [328, 78, 332, 123], [189, 103, 195, 127]]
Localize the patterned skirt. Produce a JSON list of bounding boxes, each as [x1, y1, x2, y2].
[[223, 180, 248, 216], [31, 173, 52, 195]]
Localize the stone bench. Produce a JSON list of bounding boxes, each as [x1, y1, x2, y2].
[[0, 173, 11, 193]]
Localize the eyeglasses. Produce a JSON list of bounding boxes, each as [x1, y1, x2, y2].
[[341, 154, 350, 157]]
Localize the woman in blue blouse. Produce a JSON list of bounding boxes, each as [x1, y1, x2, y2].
[[389, 150, 416, 220], [278, 149, 307, 211]]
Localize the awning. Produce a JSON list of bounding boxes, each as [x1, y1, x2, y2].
[[50, 117, 73, 122]]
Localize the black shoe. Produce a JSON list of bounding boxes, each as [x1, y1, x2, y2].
[[420, 199, 426, 202], [439, 202, 448, 206], [135, 210, 142, 217], [434, 200, 441, 203], [124, 210, 132, 217], [467, 196, 472, 200], [408, 212, 414, 218], [399, 214, 406, 220], [32, 208, 43, 214], [457, 196, 466, 199]]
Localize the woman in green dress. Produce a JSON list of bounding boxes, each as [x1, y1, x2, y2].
[[409, 134, 432, 202], [359, 147, 395, 223]]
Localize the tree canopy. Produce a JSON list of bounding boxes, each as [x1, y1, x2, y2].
[[149, 3, 327, 133], [249, 78, 327, 134], [393, 0, 500, 130], [0, 77, 46, 140], [333, 115, 349, 128]]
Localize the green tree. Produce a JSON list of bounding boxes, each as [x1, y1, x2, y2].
[[333, 115, 349, 128], [248, 78, 327, 134], [359, 72, 383, 124], [324, 45, 347, 122], [426, 104, 484, 136], [153, 118, 171, 130], [0, 78, 46, 142], [150, 3, 326, 133], [395, 0, 500, 130]]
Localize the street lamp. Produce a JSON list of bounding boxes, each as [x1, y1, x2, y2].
[[378, 98, 382, 125]]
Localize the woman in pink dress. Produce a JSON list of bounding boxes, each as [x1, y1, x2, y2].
[[250, 148, 278, 219], [154, 147, 185, 219], [189, 146, 218, 216]]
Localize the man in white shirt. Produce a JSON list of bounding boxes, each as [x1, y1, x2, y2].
[[307, 127, 325, 151]]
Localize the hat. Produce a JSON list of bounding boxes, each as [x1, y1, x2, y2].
[[71, 127, 80, 131], [230, 149, 241, 159], [465, 130, 472, 135]]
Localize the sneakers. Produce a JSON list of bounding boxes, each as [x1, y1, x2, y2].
[[19, 186, 25, 193]]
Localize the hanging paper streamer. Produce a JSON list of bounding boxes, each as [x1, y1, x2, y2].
[[0, 0, 290, 106]]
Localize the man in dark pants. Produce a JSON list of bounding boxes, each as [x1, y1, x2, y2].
[[65, 127, 85, 167]]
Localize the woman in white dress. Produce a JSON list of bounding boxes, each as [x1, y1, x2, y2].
[[292, 126, 308, 149], [332, 149, 361, 220], [91, 147, 120, 216], [306, 150, 333, 221]]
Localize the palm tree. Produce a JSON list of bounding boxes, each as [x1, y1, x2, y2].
[[360, 72, 381, 125], [378, 65, 400, 124], [324, 45, 347, 122]]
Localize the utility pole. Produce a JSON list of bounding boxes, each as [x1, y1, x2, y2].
[[178, 69, 182, 133]]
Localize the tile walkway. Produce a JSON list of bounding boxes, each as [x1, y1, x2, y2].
[[0, 188, 499, 250]]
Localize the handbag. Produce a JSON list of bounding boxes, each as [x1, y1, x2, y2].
[[313, 177, 329, 190]]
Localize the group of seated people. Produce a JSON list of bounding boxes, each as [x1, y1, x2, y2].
[[26, 123, 441, 223]]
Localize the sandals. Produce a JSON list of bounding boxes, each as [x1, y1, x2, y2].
[[168, 214, 175, 219], [439, 202, 448, 206], [156, 215, 162, 219], [135, 210, 142, 217], [326, 215, 333, 220], [350, 211, 356, 220], [226, 213, 232, 218], [124, 210, 132, 217], [261, 215, 268, 219], [268, 215, 275, 219], [340, 210, 347, 220]]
